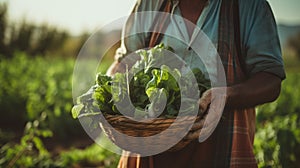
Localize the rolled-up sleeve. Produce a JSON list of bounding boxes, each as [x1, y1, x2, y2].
[[241, 0, 286, 80]]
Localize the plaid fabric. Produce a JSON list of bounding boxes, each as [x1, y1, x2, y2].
[[218, 0, 257, 167], [145, 0, 172, 48], [118, 0, 258, 167]]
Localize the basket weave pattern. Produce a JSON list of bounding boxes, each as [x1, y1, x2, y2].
[[99, 113, 206, 153]]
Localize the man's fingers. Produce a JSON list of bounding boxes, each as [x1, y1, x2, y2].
[[198, 90, 212, 113], [182, 88, 227, 142]]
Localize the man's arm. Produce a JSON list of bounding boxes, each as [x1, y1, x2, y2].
[[199, 72, 282, 112]]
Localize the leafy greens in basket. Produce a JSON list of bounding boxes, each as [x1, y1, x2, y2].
[[72, 44, 211, 120]]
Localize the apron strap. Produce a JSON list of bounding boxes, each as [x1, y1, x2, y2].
[[218, 0, 246, 85], [233, 0, 248, 78], [145, 0, 172, 48]]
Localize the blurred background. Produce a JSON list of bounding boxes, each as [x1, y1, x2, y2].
[[0, 0, 299, 167]]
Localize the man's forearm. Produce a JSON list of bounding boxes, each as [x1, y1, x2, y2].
[[226, 72, 282, 109]]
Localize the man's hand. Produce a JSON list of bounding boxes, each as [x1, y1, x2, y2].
[[198, 87, 228, 113], [197, 87, 227, 142]]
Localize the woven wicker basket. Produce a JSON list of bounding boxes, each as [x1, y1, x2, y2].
[[99, 113, 206, 153]]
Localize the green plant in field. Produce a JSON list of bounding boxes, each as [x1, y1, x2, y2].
[[0, 53, 120, 167], [0, 113, 54, 168], [0, 112, 120, 168], [55, 143, 120, 168], [254, 72, 300, 168], [0, 53, 84, 140]]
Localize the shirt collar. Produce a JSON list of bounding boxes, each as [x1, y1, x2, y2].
[[170, 0, 211, 15]]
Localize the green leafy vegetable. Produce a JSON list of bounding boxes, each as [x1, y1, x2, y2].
[[72, 43, 211, 120]]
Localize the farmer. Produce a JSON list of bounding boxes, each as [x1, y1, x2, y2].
[[107, 0, 286, 167]]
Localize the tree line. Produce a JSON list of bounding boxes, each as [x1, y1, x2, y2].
[[0, 3, 89, 58]]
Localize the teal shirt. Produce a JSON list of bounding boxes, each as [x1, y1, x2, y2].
[[119, 0, 286, 80]]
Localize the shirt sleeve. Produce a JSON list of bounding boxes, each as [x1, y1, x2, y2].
[[240, 0, 286, 80]]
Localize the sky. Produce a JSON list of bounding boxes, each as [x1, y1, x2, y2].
[[3, 0, 300, 35]]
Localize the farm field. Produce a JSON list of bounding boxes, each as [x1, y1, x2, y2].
[[0, 53, 299, 167]]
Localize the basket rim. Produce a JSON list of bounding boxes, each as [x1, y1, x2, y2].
[[100, 112, 206, 133], [101, 112, 205, 126]]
